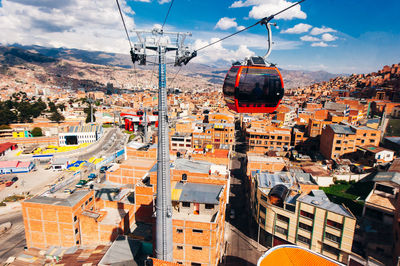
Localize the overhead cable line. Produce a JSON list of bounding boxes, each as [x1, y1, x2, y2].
[[115, 0, 139, 86], [194, 0, 305, 53], [116, 0, 133, 49], [162, 0, 175, 29]]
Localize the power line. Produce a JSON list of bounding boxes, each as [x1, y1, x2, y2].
[[162, 0, 175, 29], [195, 0, 305, 53], [115, 0, 133, 49]]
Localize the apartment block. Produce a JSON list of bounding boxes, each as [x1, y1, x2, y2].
[[249, 171, 356, 264], [22, 191, 96, 249], [171, 133, 192, 151], [192, 122, 234, 151], [246, 125, 291, 153], [171, 182, 227, 265], [320, 124, 381, 160], [361, 172, 400, 265], [22, 185, 152, 250]]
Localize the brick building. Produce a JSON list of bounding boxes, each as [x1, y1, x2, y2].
[[171, 182, 227, 265], [249, 171, 356, 264], [320, 124, 381, 160], [192, 122, 234, 151], [246, 125, 291, 153]]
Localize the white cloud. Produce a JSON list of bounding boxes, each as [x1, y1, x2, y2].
[[310, 26, 336, 35], [230, 0, 306, 20], [192, 38, 255, 64], [0, 0, 135, 53], [237, 25, 246, 31], [300, 35, 320, 42], [281, 23, 312, 34], [321, 33, 337, 42], [311, 42, 328, 47], [158, 0, 171, 3], [215, 17, 238, 30], [134, 0, 151, 2]]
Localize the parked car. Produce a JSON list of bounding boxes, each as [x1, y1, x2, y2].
[[11, 176, 18, 182], [64, 188, 75, 194], [88, 173, 97, 180], [75, 180, 88, 188], [99, 166, 108, 173], [5, 181, 14, 187]]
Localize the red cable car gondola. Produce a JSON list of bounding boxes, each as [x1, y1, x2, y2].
[[223, 56, 284, 113], [222, 19, 284, 113]]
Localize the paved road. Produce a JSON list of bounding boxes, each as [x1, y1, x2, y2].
[[0, 211, 25, 262], [222, 153, 266, 266]]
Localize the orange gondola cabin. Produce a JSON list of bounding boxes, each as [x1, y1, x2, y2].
[[223, 57, 284, 113]]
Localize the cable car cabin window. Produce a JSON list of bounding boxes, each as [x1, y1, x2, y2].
[[237, 67, 283, 105], [223, 67, 239, 97]]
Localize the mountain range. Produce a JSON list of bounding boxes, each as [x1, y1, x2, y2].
[[1, 44, 338, 89]]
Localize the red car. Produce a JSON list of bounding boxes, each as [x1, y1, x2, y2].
[[5, 181, 14, 187]]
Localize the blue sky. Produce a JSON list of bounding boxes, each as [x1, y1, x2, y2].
[[0, 0, 399, 74]]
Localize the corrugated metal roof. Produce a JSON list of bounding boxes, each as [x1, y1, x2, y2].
[[98, 236, 140, 266], [174, 158, 211, 174], [329, 124, 355, 135], [298, 190, 354, 218], [25, 190, 90, 207], [176, 182, 223, 204]]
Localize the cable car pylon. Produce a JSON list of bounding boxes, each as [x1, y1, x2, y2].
[[130, 27, 195, 261]]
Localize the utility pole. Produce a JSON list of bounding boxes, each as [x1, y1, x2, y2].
[[131, 26, 196, 261]]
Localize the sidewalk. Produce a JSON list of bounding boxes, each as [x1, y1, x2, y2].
[[0, 202, 21, 216]]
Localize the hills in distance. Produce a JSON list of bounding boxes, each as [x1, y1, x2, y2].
[[1, 44, 338, 89]]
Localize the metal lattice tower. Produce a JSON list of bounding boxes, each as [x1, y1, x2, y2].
[[130, 27, 195, 261]]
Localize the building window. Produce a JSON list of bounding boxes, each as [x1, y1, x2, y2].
[[322, 243, 341, 256], [76, 240, 80, 245], [275, 225, 288, 236], [191, 263, 201, 266], [299, 222, 312, 232], [336, 140, 341, 144], [259, 216, 265, 226], [193, 229, 203, 233], [325, 232, 341, 243], [75, 228, 78, 234], [335, 147, 341, 151], [300, 210, 314, 220], [177, 229, 183, 233], [192, 246, 202, 250], [297, 235, 311, 245], [182, 202, 190, 208], [177, 246, 183, 250], [88, 197, 93, 202], [326, 219, 343, 230], [277, 214, 289, 223], [277, 136, 282, 140], [74, 216, 77, 222], [205, 204, 214, 209], [259, 205, 266, 214], [261, 194, 268, 202]]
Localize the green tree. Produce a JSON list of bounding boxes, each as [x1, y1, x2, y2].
[[31, 127, 43, 137], [57, 103, 66, 112], [48, 102, 57, 112], [49, 111, 65, 123]]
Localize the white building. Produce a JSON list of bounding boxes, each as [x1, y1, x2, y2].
[[59, 124, 103, 146]]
